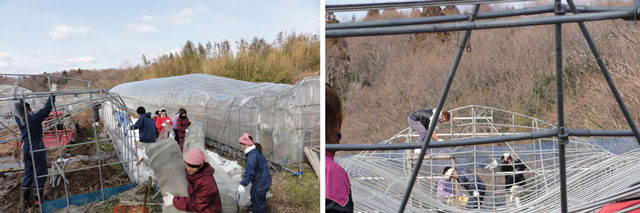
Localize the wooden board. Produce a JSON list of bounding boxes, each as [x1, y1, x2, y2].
[[304, 147, 320, 176]]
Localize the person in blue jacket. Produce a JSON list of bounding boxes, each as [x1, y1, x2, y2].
[[130, 106, 157, 143], [238, 133, 271, 213], [14, 96, 54, 209]]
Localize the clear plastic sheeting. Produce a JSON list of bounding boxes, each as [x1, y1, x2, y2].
[[110, 74, 320, 166], [143, 122, 251, 212]]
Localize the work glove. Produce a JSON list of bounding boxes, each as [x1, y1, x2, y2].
[[163, 192, 174, 206], [238, 185, 245, 194], [473, 190, 479, 197], [437, 139, 444, 142]]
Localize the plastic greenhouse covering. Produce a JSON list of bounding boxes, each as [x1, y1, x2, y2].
[[110, 74, 320, 166]]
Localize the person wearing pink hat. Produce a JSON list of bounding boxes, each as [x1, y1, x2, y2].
[[162, 148, 222, 213], [238, 133, 271, 213]]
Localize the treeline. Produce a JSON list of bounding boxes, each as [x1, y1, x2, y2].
[[128, 31, 319, 85], [9, 31, 319, 92]]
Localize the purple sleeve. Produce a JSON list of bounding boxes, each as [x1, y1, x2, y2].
[[437, 179, 451, 198]]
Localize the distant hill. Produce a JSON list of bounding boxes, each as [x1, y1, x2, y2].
[[326, 0, 640, 145]]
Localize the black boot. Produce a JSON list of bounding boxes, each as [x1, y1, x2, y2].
[[33, 188, 44, 208], [20, 187, 31, 210]]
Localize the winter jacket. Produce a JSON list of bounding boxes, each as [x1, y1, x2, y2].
[[458, 170, 487, 192], [173, 163, 222, 213], [176, 116, 191, 138], [16, 96, 54, 151], [240, 149, 272, 191], [155, 115, 172, 135], [437, 178, 464, 199], [132, 112, 157, 143], [409, 109, 435, 129], [326, 153, 353, 212], [501, 159, 527, 189]]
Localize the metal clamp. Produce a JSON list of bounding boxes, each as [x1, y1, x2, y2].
[[558, 127, 570, 144]]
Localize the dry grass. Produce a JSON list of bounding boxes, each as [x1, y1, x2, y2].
[[326, 0, 640, 145]]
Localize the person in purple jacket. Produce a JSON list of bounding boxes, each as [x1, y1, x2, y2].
[[437, 167, 464, 200]]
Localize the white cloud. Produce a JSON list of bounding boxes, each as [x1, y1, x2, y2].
[[139, 15, 156, 22], [171, 8, 194, 25], [126, 23, 157, 34], [65, 56, 94, 63], [48, 25, 91, 40], [0, 52, 11, 61], [197, 6, 208, 12]]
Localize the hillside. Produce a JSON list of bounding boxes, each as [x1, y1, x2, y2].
[[326, 0, 640, 145]]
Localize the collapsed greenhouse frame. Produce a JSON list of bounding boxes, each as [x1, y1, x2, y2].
[[326, 0, 640, 212], [0, 74, 140, 212]]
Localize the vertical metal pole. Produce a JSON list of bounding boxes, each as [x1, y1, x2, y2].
[[398, 4, 481, 212], [554, 2, 569, 212], [89, 84, 106, 200], [565, 0, 640, 146], [21, 93, 43, 213], [47, 76, 71, 207]]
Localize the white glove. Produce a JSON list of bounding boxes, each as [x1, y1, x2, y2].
[[185, 129, 189, 133], [163, 192, 174, 206], [238, 185, 245, 194], [162, 123, 167, 127], [165, 119, 170, 123], [437, 139, 444, 142], [473, 190, 479, 197]]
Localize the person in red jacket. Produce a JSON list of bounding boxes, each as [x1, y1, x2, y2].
[[155, 108, 173, 138], [176, 108, 191, 152], [163, 148, 222, 213]]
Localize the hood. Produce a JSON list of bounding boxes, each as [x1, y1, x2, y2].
[[13, 99, 28, 121], [143, 112, 152, 118]]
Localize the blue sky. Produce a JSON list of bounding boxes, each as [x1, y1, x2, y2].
[[327, 0, 533, 22], [0, 0, 320, 74]]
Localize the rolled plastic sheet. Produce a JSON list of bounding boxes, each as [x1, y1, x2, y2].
[[110, 74, 320, 166]]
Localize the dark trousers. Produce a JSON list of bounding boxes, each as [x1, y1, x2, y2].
[[23, 148, 48, 191], [250, 186, 269, 213]]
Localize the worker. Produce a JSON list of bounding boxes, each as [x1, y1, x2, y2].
[[437, 167, 464, 200], [14, 96, 55, 209], [163, 148, 222, 213], [151, 110, 160, 123], [238, 133, 271, 213], [155, 108, 172, 138], [92, 102, 101, 126], [325, 83, 354, 213], [407, 108, 450, 142], [458, 169, 487, 208], [500, 153, 526, 191], [175, 108, 191, 152], [131, 106, 158, 143]]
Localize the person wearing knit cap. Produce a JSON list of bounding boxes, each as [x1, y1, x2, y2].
[[163, 148, 222, 213], [238, 133, 272, 213]]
